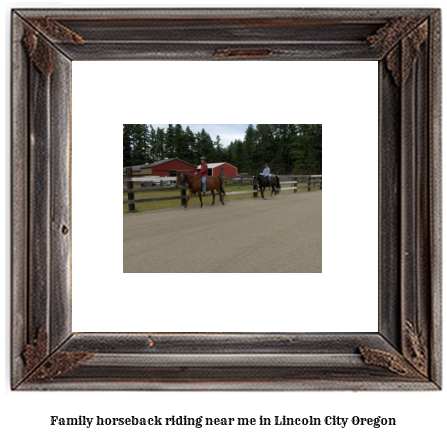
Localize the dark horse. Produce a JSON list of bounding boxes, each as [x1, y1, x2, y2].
[[254, 174, 281, 199], [176, 172, 225, 209]]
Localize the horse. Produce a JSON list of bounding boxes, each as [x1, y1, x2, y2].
[[254, 173, 281, 199], [176, 172, 226, 209]]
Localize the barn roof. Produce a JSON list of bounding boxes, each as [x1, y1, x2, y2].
[[145, 158, 176, 168], [198, 162, 237, 169], [123, 164, 147, 172], [124, 157, 195, 172], [143, 157, 196, 168]]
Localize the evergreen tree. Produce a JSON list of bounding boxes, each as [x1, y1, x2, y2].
[[123, 124, 322, 175], [184, 126, 196, 163], [255, 124, 273, 172], [123, 125, 133, 167], [195, 129, 215, 163], [290, 124, 322, 174], [122, 124, 150, 166], [235, 139, 244, 171], [173, 124, 189, 159], [152, 127, 165, 161], [164, 124, 175, 159], [227, 139, 243, 172], [214, 135, 224, 162], [148, 125, 157, 162], [272, 124, 295, 173], [242, 124, 256, 173]]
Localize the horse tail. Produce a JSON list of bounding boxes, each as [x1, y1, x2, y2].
[[275, 175, 280, 189], [218, 176, 226, 195]]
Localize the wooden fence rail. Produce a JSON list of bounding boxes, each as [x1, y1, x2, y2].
[[123, 168, 322, 210]]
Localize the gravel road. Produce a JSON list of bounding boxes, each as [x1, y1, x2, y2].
[[123, 191, 322, 273]]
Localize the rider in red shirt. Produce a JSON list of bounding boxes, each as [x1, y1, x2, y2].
[[197, 157, 208, 195]]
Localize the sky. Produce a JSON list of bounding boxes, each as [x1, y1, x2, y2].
[[149, 124, 249, 148]]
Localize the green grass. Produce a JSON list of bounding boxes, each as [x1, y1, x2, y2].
[[123, 182, 313, 213]]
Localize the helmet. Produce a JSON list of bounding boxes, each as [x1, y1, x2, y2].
[[200, 156, 207, 161]]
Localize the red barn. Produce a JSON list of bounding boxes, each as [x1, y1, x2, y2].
[[123, 158, 196, 177], [197, 162, 238, 177], [150, 158, 197, 176]]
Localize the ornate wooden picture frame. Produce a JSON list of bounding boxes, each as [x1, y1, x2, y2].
[[11, 8, 441, 390]]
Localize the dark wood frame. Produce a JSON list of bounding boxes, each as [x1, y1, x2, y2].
[[11, 8, 441, 390]]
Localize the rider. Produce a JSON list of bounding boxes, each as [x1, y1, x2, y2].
[[262, 163, 271, 182], [196, 157, 208, 195]]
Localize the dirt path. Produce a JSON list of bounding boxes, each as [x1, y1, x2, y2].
[[123, 191, 322, 273]]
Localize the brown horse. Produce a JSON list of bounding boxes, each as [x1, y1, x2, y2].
[[176, 172, 225, 209]]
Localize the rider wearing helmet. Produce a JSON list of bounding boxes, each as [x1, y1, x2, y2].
[[197, 157, 208, 195], [262, 163, 271, 182]]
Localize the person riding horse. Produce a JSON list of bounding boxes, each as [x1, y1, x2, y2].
[[195, 157, 208, 196], [262, 163, 271, 182], [255, 163, 280, 198], [177, 161, 225, 208]]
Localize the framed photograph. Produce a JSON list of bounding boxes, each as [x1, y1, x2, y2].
[[11, 8, 441, 390]]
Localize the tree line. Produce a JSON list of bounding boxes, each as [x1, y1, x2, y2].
[[123, 124, 322, 174]]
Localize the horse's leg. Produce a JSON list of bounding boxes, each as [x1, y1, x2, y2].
[[217, 188, 225, 205], [185, 191, 194, 209], [198, 192, 203, 208], [261, 186, 265, 199], [211, 189, 215, 205]]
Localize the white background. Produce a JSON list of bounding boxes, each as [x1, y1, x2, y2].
[[2, 1, 445, 438], [72, 60, 378, 332]]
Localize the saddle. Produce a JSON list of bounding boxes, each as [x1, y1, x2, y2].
[[259, 175, 271, 184]]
